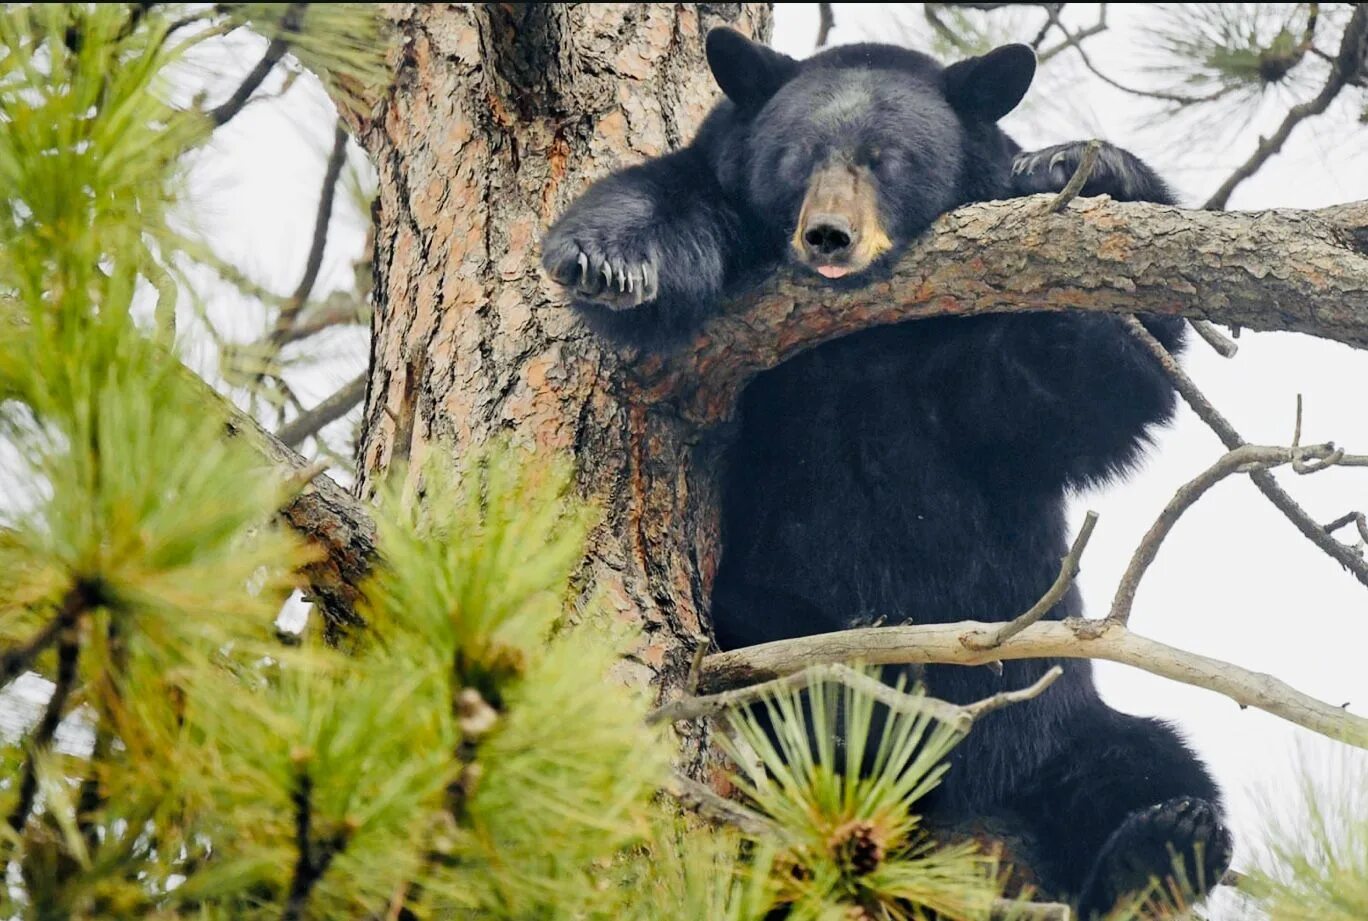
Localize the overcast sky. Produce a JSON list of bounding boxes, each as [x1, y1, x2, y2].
[[143, 5, 1368, 915]]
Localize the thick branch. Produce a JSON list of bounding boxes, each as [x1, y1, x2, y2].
[[207, 3, 307, 128], [637, 196, 1368, 422], [698, 619, 1368, 748]]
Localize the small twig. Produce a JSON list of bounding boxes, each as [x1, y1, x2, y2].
[[1121, 316, 1368, 591], [960, 665, 1063, 720], [991, 898, 1071, 921], [275, 374, 367, 449], [1046, 139, 1101, 213], [282, 766, 350, 921], [1323, 511, 1368, 549], [7, 627, 81, 834], [1109, 442, 1345, 625], [206, 3, 307, 128], [684, 640, 709, 696], [1036, 4, 1108, 66], [965, 512, 1097, 649], [1189, 319, 1239, 357], [663, 772, 780, 838], [1, 601, 78, 688]]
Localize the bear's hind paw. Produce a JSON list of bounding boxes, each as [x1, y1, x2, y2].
[[1077, 797, 1233, 920]]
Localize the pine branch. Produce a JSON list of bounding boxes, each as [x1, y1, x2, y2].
[[7, 627, 81, 834], [0, 584, 91, 689], [1203, 4, 1368, 209]]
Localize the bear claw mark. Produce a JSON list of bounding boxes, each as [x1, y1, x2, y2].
[[1077, 797, 1233, 921]]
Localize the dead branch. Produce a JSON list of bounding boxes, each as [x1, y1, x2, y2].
[[1121, 316, 1368, 594], [965, 512, 1098, 650], [207, 3, 307, 128], [649, 661, 1059, 731], [697, 619, 1368, 747], [815, 2, 834, 48], [635, 196, 1368, 424], [1108, 442, 1351, 625], [276, 373, 367, 449], [663, 771, 780, 838], [272, 121, 351, 344]]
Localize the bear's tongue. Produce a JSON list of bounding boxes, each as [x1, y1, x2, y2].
[[817, 265, 849, 279]]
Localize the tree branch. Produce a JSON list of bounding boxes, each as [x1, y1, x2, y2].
[[1108, 442, 1355, 625], [1203, 4, 1368, 210], [8, 626, 81, 834], [965, 511, 1097, 650], [697, 619, 1368, 748], [276, 373, 367, 449], [207, 3, 308, 128], [636, 196, 1368, 423], [272, 121, 351, 345], [1120, 316, 1368, 593]]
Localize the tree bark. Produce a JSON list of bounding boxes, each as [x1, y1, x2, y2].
[[353, 3, 772, 777]]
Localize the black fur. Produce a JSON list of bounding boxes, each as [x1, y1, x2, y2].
[[542, 31, 1230, 918]]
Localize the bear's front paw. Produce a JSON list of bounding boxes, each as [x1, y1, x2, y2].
[[541, 227, 659, 312], [1012, 140, 1157, 202], [1077, 797, 1233, 920]]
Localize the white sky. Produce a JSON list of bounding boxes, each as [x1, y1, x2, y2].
[[69, 4, 1368, 915]]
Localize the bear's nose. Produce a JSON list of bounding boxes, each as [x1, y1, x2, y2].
[[803, 215, 856, 258]]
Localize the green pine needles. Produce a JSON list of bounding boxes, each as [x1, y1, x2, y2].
[[3, 4, 1368, 920]]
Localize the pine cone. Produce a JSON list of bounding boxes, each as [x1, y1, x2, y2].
[[829, 820, 885, 876]]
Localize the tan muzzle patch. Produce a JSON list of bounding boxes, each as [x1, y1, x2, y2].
[[791, 163, 893, 276]]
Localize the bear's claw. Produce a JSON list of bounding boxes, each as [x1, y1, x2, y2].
[[544, 233, 659, 311], [1077, 797, 1233, 920]]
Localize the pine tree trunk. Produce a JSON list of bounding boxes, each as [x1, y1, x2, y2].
[[353, 3, 772, 777]]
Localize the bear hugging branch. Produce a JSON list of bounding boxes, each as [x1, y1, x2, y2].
[[632, 194, 1368, 424]]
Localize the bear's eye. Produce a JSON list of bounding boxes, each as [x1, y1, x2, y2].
[[867, 147, 883, 167]]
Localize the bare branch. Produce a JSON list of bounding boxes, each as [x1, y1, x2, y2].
[[276, 373, 367, 449], [960, 665, 1063, 720], [649, 662, 977, 729], [8, 626, 81, 834], [273, 121, 351, 345], [1120, 316, 1368, 593], [207, 3, 307, 128], [1109, 442, 1350, 625], [965, 512, 1097, 649], [815, 2, 834, 49], [992, 898, 1071, 921], [663, 772, 780, 838], [698, 619, 1368, 748], [1203, 4, 1368, 209], [1190, 319, 1238, 358]]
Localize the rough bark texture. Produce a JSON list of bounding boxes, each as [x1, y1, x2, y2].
[[638, 196, 1368, 423], [353, 3, 772, 777]]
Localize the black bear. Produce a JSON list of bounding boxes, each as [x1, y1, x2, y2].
[[542, 28, 1233, 919]]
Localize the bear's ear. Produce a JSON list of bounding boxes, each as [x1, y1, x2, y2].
[[706, 27, 798, 111], [943, 43, 1036, 121]]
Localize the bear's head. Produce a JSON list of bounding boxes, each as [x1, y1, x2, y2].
[[705, 29, 1035, 282]]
